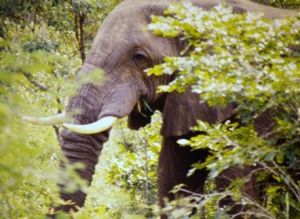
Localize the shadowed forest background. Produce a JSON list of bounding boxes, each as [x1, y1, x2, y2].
[[0, 0, 300, 218]]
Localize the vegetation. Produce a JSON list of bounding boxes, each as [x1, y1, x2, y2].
[[253, 0, 300, 8], [0, 0, 299, 219], [147, 2, 300, 218]]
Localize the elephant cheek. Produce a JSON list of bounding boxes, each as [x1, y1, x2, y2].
[[97, 81, 141, 119]]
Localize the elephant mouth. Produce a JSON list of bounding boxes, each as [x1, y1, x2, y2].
[[136, 97, 154, 116], [67, 97, 153, 134], [63, 96, 154, 134]]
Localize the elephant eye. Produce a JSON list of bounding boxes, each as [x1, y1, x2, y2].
[[133, 52, 149, 69]]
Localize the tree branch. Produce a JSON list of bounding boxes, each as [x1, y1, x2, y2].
[[23, 73, 48, 91], [78, 12, 86, 62]]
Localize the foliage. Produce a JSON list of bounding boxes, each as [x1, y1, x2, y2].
[[1, 1, 161, 218], [105, 115, 161, 206], [0, 24, 66, 219], [253, 0, 300, 8], [78, 113, 162, 219], [2, 0, 300, 219], [147, 2, 300, 218], [0, 0, 124, 218]]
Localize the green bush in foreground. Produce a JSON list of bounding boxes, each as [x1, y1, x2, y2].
[[147, 3, 300, 218]]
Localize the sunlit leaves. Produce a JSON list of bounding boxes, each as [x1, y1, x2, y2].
[[147, 3, 300, 116], [0, 1, 107, 218], [106, 113, 161, 204], [148, 2, 300, 218], [83, 113, 162, 218], [182, 121, 270, 178]]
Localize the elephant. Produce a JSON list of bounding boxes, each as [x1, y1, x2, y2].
[[24, 0, 297, 217]]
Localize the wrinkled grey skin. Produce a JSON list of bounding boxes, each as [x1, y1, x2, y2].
[[56, 0, 296, 216]]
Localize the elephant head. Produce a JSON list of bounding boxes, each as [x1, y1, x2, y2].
[[54, 0, 231, 211], [23, 0, 297, 214], [57, 0, 180, 211]]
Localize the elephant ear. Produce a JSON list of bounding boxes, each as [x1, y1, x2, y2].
[[161, 90, 236, 137]]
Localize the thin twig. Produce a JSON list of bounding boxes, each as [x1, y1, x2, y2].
[[260, 162, 300, 202], [23, 73, 48, 91], [140, 128, 150, 204], [231, 210, 275, 219], [242, 194, 275, 219], [271, 161, 300, 202]]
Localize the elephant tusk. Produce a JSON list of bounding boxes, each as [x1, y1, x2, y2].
[[63, 116, 118, 134], [22, 112, 67, 125]]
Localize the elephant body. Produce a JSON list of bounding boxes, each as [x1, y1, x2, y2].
[[54, 0, 297, 217]]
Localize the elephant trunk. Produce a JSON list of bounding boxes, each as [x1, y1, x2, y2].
[[57, 82, 109, 212], [56, 71, 141, 212], [58, 129, 109, 211]]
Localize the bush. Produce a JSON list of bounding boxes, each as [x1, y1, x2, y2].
[[147, 2, 300, 218]]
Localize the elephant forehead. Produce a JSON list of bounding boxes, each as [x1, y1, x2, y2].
[[97, 2, 168, 39], [86, 1, 176, 67]]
